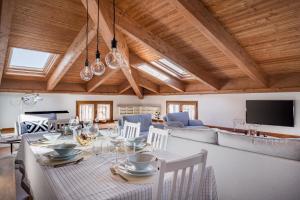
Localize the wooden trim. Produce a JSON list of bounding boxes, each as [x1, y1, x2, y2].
[[86, 68, 120, 92], [0, 128, 14, 134], [0, 0, 15, 85], [76, 100, 113, 122], [47, 21, 97, 90], [166, 101, 198, 120], [206, 125, 300, 138], [167, 0, 268, 87]]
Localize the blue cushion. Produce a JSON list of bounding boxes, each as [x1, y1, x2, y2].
[[122, 114, 152, 132], [166, 112, 189, 126], [188, 119, 204, 126], [166, 121, 184, 128]]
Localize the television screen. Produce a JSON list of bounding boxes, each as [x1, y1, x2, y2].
[[246, 100, 294, 127]]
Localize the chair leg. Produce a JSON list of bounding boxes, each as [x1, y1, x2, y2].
[[10, 143, 13, 154]]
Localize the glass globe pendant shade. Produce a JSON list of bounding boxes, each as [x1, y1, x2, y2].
[[92, 57, 106, 76], [80, 61, 93, 81], [105, 47, 124, 69]]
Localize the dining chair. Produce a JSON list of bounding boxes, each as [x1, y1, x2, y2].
[[153, 150, 208, 200], [121, 121, 141, 138], [147, 126, 169, 151]]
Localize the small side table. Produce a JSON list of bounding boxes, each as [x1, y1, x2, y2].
[[0, 136, 21, 154]]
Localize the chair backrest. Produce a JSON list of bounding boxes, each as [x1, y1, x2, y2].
[[153, 150, 207, 200], [147, 126, 169, 151], [121, 121, 141, 138], [48, 119, 69, 132]]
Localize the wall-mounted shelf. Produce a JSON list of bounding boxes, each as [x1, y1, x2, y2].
[[118, 104, 161, 118]]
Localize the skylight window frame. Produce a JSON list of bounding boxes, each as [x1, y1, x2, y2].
[[136, 63, 170, 82], [151, 58, 192, 80], [6, 47, 59, 77]]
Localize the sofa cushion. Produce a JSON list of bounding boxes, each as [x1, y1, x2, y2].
[[218, 131, 300, 161], [166, 112, 189, 126], [188, 119, 204, 126], [170, 127, 218, 144], [122, 114, 152, 132], [165, 121, 184, 128], [21, 120, 50, 134]]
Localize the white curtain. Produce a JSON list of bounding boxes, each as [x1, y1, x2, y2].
[[79, 104, 94, 122], [97, 104, 110, 121], [182, 104, 196, 120]]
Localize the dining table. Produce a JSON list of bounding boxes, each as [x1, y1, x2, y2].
[[15, 132, 218, 200]]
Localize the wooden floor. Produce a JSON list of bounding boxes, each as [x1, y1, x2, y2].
[[0, 146, 28, 200]]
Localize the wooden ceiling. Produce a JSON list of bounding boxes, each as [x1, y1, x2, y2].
[[0, 0, 300, 98]]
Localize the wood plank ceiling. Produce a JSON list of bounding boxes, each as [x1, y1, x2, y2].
[[0, 0, 300, 96]]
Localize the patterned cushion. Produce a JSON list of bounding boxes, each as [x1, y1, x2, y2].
[[21, 120, 50, 134]]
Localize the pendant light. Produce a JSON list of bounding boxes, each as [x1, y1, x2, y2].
[[105, 0, 124, 69], [80, 0, 93, 81], [91, 0, 105, 76]]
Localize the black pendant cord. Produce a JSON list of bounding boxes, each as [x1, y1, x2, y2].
[[96, 0, 100, 58], [85, 0, 89, 66], [111, 0, 117, 49]]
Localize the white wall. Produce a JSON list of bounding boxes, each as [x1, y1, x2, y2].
[[0, 92, 139, 128], [1, 92, 300, 135]]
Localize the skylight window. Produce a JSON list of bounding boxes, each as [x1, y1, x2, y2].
[[137, 64, 169, 82], [151, 58, 191, 79], [9, 48, 52, 70]]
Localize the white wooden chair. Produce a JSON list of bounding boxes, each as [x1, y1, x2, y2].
[[121, 121, 141, 138], [153, 150, 208, 200], [147, 126, 169, 151]]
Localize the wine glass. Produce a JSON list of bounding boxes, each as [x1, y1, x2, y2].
[[69, 117, 80, 141]]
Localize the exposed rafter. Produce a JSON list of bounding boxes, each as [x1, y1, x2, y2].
[[130, 53, 185, 92], [118, 81, 131, 94], [86, 68, 120, 92], [167, 0, 268, 87], [81, 0, 143, 99], [112, 5, 220, 90], [47, 21, 96, 90], [0, 0, 15, 85], [131, 68, 159, 94]]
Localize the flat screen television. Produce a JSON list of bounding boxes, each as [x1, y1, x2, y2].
[[246, 100, 294, 127]]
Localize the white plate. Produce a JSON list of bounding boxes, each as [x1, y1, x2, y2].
[[126, 143, 146, 150], [45, 149, 82, 160], [125, 163, 154, 174], [117, 165, 157, 177]]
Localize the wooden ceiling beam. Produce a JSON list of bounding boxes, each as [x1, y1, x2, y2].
[[112, 5, 220, 90], [132, 68, 159, 94], [47, 21, 96, 90], [118, 81, 131, 94], [82, 0, 143, 99], [130, 53, 185, 92], [86, 68, 120, 92], [0, 0, 15, 85], [167, 0, 268, 87]]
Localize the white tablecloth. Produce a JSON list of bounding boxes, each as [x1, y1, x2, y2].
[[16, 133, 218, 200]]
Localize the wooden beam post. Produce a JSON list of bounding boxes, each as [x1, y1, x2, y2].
[[167, 0, 268, 87], [0, 0, 14, 85], [47, 22, 97, 90], [81, 0, 143, 99]]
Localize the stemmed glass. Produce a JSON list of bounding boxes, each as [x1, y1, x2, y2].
[[109, 126, 122, 164], [69, 117, 80, 142]]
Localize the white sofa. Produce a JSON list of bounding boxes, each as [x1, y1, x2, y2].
[[166, 129, 300, 200]]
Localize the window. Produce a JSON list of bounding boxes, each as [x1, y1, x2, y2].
[[136, 63, 169, 81], [151, 58, 191, 79], [166, 101, 198, 120], [76, 101, 113, 122], [6, 47, 58, 76]]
